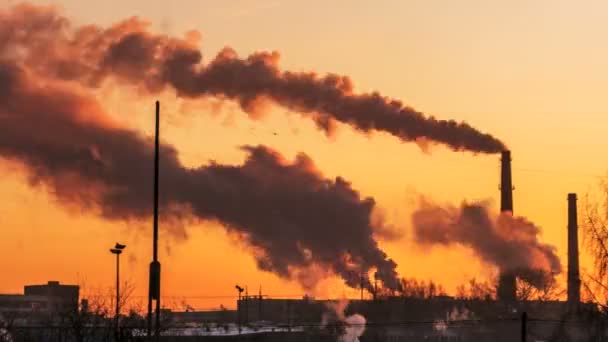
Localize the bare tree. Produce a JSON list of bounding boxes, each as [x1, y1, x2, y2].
[[576, 179, 608, 339], [455, 278, 495, 300], [398, 278, 447, 299], [535, 273, 564, 301], [60, 279, 143, 342], [105, 280, 137, 318], [516, 271, 564, 301], [582, 179, 608, 307], [516, 279, 536, 301], [581, 272, 608, 310]]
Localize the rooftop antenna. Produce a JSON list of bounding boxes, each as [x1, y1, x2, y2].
[[147, 101, 161, 340]]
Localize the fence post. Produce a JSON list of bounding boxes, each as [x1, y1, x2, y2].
[[521, 312, 527, 342]]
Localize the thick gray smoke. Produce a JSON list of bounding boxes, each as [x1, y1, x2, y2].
[[412, 199, 561, 288], [0, 61, 399, 290], [0, 4, 505, 153]]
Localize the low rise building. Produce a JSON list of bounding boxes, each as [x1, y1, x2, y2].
[[0, 281, 79, 320]]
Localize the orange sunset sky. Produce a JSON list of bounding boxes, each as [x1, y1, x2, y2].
[[2, 0, 608, 311]]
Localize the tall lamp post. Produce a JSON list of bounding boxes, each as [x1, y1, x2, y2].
[[148, 101, 162, 340], [110, 243, 126, 340], [235, 285, 244, 334]]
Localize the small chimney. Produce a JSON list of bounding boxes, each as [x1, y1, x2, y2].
[[497, 150, 516, 302], [567, 193, 580, 305]]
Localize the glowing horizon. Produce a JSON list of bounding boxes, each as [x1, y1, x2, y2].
[[1, 0, 606, 311]]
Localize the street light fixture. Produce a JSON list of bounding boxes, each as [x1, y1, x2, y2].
[[235, 285, 244, 334], [110, 242, 126, 340]]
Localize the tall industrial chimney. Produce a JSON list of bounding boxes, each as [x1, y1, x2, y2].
[[497, 150, 516, 302], [567, 193, 580, 305], [500, 151, 513, 213]]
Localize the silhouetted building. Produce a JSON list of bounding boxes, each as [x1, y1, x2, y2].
[[238, 296, 323, 325], [234, 296, 597, 342], [0, 281, 79, 319], [24, 281, 79, 313]]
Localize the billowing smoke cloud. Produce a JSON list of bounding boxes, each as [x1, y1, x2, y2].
[[0, 61, 399, 290], [0, 4, 505, 154], [412, 199, 561, 288]]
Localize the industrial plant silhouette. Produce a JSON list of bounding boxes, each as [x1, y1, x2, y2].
[[0, 102, 597, 341], [0, 3, 606, 342]]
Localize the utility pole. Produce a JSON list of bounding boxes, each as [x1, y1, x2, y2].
[[147, 101, 162, 340]]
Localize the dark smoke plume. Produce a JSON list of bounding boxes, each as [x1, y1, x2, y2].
[[0, 61, 399, 290], [412, 199, 561, 288], [0, 4, 505, 153]]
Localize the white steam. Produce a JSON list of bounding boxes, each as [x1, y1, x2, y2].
[[433, 307, 473, 336], [321, 299, 367, 342], [340, 314, 366, 342]]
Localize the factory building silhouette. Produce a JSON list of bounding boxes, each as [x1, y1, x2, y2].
[[0, 281, 79, 316], [0, 106, 592, 341]]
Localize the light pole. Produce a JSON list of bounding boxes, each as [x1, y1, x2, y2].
[[110, 242, 126, 340], [235, 285, 244, 334], [148, 100, 162, 340]]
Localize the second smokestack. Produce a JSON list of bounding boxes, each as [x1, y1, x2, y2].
[[497, 150, 516, 302], [567, 193, 580, 305]]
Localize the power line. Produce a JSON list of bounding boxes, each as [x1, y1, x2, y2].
[[514, 168, 604, 179], [93, 294, 311, 298], [423, 159, 605, 180]]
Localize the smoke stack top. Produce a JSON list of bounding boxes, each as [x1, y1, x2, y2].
[[567, 193, 580, 305], [500, 150, 513, 213], [568, 193, 578, 228]]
